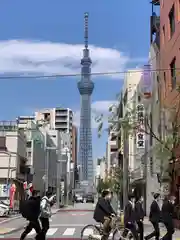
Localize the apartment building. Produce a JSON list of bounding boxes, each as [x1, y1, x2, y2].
[[35, 108, 73, 160], [0, 121, 27, 202], [122, 70, 142, 173], [160, 0, 180, 195]]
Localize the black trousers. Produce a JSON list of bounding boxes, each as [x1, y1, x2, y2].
[[137, 220, 144, 240], [40, 217, 50, 240], [123, 223, 138, 240], [145, 221, 160, 240], [20, 220, 41, 240], [162, 220, 175, 240]]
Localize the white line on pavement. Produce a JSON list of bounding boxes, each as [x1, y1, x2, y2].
[[46, 228, 58, 235], [51, 223, 86, 227], [63, 228, 76, 236]]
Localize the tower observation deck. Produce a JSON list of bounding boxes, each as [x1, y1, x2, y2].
[[77, 12, 94, 182]]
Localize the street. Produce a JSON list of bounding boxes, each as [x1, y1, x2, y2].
[[0, 203, 180, 239]]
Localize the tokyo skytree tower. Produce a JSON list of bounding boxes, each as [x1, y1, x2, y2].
[[77, 12, 94, 182]]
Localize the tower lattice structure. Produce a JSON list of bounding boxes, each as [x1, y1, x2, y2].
[[77, 12, 94, 182]]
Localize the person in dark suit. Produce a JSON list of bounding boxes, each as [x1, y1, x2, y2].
[[93, 189, 116, 240], [161, 195, 176, 240], [135, 196, 145, 240], [123, 193, 138, 240], [145, 193, 161, 240]]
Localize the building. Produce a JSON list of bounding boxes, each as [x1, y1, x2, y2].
[[160, 0, 180, 195], [72, 125, 78, 165], [0, 121, 27, 205], [18, 117, 57, 194], [106, 132, 119, 174], [122, 70, 142, 172], [77, 13, 94, 182], [35, 107, 73, 160]]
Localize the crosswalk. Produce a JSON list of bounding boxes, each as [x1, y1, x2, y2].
[[12, 227, 178, 239]]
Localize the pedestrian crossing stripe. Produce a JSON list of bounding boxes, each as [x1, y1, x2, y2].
[[25, 228, 180, 238], [28, 228, 58, 236]]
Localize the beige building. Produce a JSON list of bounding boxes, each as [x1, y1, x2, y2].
[[0, 121, 27, 201]]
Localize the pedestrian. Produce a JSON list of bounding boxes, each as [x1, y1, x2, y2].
[[145, 193, 161, 240], [161, 195, 176, 240], [123, 193, 138, 240], [40, 191, 55, 240], [135, 195, 145, 240], [93, 189, 116, 240], [20, 190, 41, 240]]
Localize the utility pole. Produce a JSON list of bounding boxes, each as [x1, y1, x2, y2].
[[123, 128, 128, 208]]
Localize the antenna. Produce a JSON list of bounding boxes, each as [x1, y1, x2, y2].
[[84, 12, 89, 49]]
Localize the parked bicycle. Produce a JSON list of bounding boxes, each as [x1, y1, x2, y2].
[[80, 216, 134, 240]]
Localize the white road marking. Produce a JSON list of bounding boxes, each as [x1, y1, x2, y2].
[[28, 228, 58, 236], [62, 228, 76, 236], [51, 223, 86, 227], [46, 228, 58, 235], [27, 229, 36, 236]]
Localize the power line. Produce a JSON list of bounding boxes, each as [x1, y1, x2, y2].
[[0, 67, 179, 80]]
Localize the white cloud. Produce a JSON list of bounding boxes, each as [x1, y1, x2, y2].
[[73, 100, 117, 128], [0, 40, 130, 79]]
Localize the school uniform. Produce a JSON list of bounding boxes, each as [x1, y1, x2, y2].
[[145, 200, 161, 240], [161, 200, 175, 240]]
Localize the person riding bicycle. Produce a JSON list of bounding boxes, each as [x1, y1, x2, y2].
[[93, 189, 116, 240]]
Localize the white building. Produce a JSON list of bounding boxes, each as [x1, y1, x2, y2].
[[0, 121, 27, 201], [35, 107, 73, 161], [122, 70, 142, 172]]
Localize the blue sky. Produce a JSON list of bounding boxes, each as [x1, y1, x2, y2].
[[0, 0, 152, 159]]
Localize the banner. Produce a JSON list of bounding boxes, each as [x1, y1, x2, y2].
[[9, 184, 16, 208], [140, 64, 153, 99]]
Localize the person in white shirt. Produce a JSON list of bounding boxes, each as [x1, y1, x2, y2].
[[40, 191, 55, 240]]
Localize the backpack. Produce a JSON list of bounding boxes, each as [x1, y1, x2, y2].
[[40, 197, 51, 218], [20, 198, 40, 220]]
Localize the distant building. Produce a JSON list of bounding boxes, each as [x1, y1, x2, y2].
[[35, 108, 73, 161], [0, 121, 27, 204]]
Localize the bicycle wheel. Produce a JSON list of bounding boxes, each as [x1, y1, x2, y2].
[[81, 224, 101, 239], [112, 228, 134, 240]]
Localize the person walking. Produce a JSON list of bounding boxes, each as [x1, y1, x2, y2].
[[40, 191, 55, 240], [145, 193, 161, 240], [161, 195, 176, 240], [135, 195, 145, 240], [20, 190, 41, 240], [123, 193, 138, 240]]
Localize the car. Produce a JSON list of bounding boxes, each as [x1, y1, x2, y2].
[[83, 194, 94, 203], [75, 194, 83, 203]]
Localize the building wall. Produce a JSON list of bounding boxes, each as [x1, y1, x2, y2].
[[0, 131, 27, 179], [72, 125, 77, 164], [122, 70, 142, 171], [160, 0, 180, 105], [145, 44, 161, 214]]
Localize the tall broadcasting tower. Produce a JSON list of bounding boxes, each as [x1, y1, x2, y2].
[[77, 12, 94, 182]]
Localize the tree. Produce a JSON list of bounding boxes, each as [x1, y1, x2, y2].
[[95, 89, 180, 195]]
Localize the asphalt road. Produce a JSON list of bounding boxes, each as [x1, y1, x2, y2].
[[4, 203, 96, 239], [2, 203, 180, 239]]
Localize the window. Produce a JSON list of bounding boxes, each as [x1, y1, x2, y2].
[[169, 5, 175, 37], [170, 58, 176, 89], [162, 25, 165, 44]]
